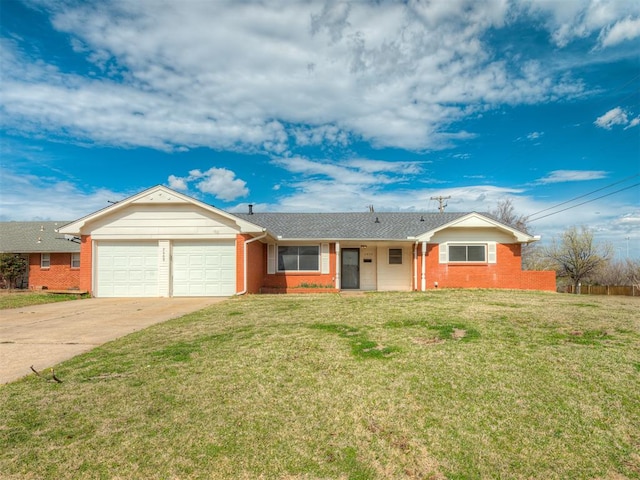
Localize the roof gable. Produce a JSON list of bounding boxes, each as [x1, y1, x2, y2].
[[414, 212, 537, 243], [58, 185, 264, 235]]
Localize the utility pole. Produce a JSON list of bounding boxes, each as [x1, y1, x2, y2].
[[430, 195, 451, 213]]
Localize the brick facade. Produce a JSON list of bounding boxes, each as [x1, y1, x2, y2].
[[28, 252, 81, 291], [417, 243, 555, 291]]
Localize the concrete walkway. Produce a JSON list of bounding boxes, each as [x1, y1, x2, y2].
[[0, 297, 227, 384]]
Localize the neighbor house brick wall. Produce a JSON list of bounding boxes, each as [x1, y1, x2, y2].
[[417, 243, 555, 291], [236, 234, 266, 294], [28, 252, 81, 291]]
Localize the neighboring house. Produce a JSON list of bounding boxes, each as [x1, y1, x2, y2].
[[0, 221, 81, 290], [54, 185, 556, 297]]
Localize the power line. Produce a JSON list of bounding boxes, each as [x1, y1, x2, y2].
[[528, 173, 640, 220], [529, 182, 640, 222]]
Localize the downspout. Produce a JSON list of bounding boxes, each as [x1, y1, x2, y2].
[[237, 229, 268, 295], [335, 242, 341, 290], [421, 241, 427, 291], [413, 242, 418, 291]]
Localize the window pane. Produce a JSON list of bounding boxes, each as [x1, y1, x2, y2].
[[468, 245, 485, 262], [449, 246, 467, 262], [71, 253, 80, 268], [298, 246, 319, 270], [278, 246, 298, 271], [389, 248, 402, 265], [41, 253, 50, 268]]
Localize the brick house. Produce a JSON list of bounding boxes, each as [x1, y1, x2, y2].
[[0, 221, 81, 290], [52, 185, 555, 297]]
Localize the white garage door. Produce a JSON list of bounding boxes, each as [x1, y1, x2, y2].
[[96, 241, 158, 297], [172, 241, 236, 296]]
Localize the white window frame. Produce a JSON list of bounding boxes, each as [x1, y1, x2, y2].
[[71, 252, 80, 269], [277, 245, 321, 272], [41, 253, 51, 269], [439, 242, 497, 264], [388, 248, 403, 265]]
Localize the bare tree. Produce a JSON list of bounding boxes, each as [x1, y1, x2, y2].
[[490, 198, 531, 234], [543, 226, 613, 292], [491, 198, 539, 269]]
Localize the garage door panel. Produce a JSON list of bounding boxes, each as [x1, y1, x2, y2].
[[172, 241, 235, 297], [97, 242, 158, 298]]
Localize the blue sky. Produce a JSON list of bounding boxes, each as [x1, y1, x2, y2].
[[1, 0, 639, 258]]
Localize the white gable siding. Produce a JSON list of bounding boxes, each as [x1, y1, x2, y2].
[[430, 227, 514, 244], [88, 205, 241, 239]]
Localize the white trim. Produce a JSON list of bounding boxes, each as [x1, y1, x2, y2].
[[267, 244, 276, 275], [421, 242, 427, 291], [335, 242, 341, 289], [41, 253, 50, 269], [321, 243, 330, 274]]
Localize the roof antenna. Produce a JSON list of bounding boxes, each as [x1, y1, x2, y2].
[[368, 205, 375, 213]]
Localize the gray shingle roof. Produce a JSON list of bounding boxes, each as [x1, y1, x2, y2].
[[235, 212, 472, 240], [0, 221, 80, 253]]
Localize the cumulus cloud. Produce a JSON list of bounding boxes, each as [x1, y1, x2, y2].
[[168, 168, 249, 202], [536, 170, 609, 184], [1, 0, 591, 154], [594, 107, 638, 129]]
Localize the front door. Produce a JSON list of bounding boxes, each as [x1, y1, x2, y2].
[[341, 248, 360, 289]]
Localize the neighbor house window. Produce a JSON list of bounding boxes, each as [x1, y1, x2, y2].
[[448, 244, 486, 263], [278, 245, 319, 271], [389, 248, 403, 265], [71, 253, 80, 269], [41, 253, 50, 268]]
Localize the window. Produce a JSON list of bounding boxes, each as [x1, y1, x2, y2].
[[278, 245, 319, 271], [448, 244, 486, 263], [41, 253, 50, 268], [71, 253, 80, 269], [389, 248, 403, 265]]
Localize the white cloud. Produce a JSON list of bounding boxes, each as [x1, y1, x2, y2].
[[168, 167, 249, 202], [1, 0, 591, 154], [594, 107, 636, 129], [525, 0, 640, 48], [527, 131, 544, 140], [598, 16, 640, 47], [536, 170, 609, 184]]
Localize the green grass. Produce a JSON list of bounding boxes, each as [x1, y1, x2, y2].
[[1, 290, 639, 479], [0, 291, 89, 309]]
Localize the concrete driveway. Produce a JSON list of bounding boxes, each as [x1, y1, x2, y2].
[[0, 297, 228, 384]]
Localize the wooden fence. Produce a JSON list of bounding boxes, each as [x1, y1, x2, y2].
[[562, 285, 638, 296]]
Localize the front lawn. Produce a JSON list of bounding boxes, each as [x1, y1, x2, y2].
[[1, 290, 639, 479], [0, 291, 89, 310]]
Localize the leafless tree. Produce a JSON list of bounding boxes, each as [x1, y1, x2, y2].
[[543, 226, 613, 292], [490, 198, 530, 234]]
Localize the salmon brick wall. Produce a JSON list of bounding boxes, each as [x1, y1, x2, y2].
[[236, 234, 266, 294], [421, 243, 555, 291], [28, 252, 81, 291], [79, 235, 93, 294]]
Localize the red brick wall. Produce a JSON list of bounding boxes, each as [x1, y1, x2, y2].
[[418, 243, 556, 291], [28, 252, 81, 291], [79, 235, 93, 294], [262, 243, 336, 290], [236, 234, 266, 294]]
